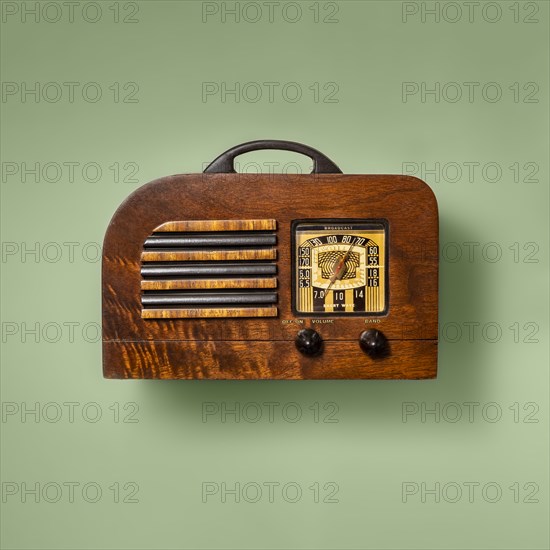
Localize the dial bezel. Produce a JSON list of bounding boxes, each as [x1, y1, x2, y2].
[[290, 218, 390, 317]]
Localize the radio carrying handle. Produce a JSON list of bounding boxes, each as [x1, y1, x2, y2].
[[203, 140, 343, 174]]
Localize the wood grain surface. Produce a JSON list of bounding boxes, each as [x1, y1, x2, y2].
[[141, 307, 279, 319], [103, 340, 437, 379], [152, 219, 277, 232], [140, 278, 278, 290], [102, 173, 438, 379], [140, 249, 277, 262]]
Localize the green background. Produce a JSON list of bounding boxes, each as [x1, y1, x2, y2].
[[1, 1, 548, 548]]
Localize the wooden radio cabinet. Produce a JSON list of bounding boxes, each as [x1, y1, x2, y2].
[[102, 140, 438, 379]]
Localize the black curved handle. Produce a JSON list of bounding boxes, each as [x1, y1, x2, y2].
[[203, 140, 342, 174]]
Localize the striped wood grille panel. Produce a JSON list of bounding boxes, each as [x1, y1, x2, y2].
[[140, 219, 278, 319]]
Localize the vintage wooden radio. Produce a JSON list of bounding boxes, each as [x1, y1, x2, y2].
[[102, 140, 438, 379]]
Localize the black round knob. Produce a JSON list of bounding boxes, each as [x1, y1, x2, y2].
[[359, 329, 389, 358], [295, 328, 323, 356]]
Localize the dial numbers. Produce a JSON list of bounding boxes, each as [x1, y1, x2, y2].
[[293, 222, 386, 315]]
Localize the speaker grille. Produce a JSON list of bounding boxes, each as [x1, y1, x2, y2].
[[140, 220, 278, 319]]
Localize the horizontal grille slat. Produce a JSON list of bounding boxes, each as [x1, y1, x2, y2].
[[141, 219, 278, 319], [141, 249, 277, 262], [141, 263, 277, 278], [153, 219, 276, 232], [141, 278, 277, 290], [142, 307, 278, 319], [142, 292, 278, 307], [144, 234, 277, 248]]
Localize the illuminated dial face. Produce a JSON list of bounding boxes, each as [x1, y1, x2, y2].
[[293, 220, 387, 315]]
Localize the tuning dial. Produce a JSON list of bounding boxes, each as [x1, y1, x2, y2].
[[295, 329, 323, 356], [359, 329, 389, 358]]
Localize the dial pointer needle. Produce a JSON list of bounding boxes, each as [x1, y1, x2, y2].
[[325, 239, 357, 296]]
